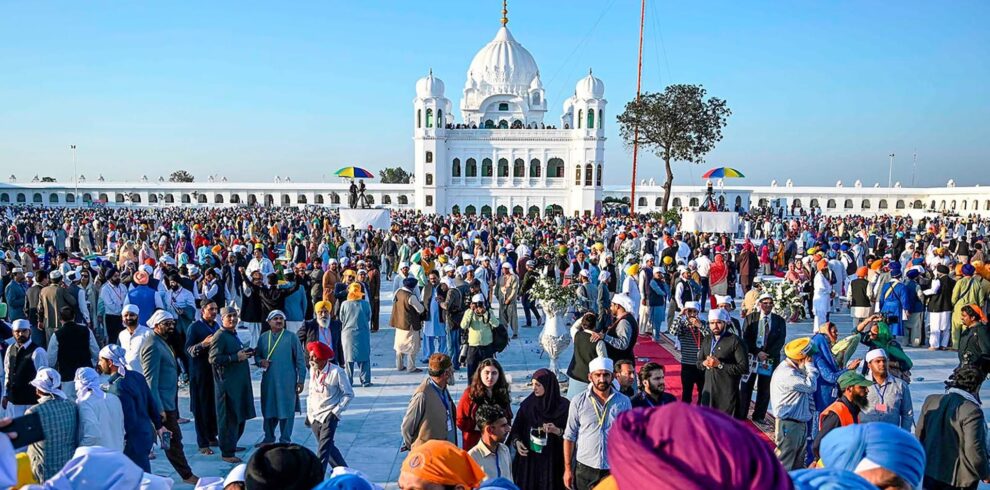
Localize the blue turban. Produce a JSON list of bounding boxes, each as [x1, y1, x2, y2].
[[402, 276, 418, 289], [962, 264, 976, 276], [911, 258, 924, 266], [819, 423, 925, 489], [888, 262, 902, 278], [790, 469, 875, 490], [830, 243, 840, 251], [840, 244, 850, 251], [896, 231, 905, 238], [906, 269, 920, 279]]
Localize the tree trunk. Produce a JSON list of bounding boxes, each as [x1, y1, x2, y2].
[[661, 156, 674, 212]]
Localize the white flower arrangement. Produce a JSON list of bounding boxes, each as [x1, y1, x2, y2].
[[529, 275, 578, 316], [754, 278, 806, 322]]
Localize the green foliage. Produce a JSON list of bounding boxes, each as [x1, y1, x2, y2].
[[379, 167, 411, 184], [617, 84, 731, 212], [169, 170, 195, 183]]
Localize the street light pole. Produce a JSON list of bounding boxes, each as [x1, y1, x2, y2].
[[888, 153, 894, 188], [71, 145, 78, 206]]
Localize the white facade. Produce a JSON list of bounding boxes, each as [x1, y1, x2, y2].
[[412, 22, 606, 217]]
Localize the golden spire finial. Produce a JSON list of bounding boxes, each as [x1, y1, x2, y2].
[[501, 0, 508, 27]]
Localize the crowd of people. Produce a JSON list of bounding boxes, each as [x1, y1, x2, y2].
[[0, 204, 984, 489]]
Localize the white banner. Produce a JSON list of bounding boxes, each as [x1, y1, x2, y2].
[[680, 211, 739, 233], [339, 208, 392, 230]]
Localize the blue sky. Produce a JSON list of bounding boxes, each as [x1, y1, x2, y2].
[[1, 1, 987, 186]]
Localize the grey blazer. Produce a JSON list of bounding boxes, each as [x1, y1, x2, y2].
[[140, 334, 178, 412]]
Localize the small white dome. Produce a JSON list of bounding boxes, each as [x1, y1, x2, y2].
[[416, 70, 445, 98], [575, 69, 605, 99], [529, 72, 543, 91]]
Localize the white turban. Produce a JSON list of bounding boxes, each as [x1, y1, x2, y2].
[[122, 304, 139, 316], [708, 308, 731, 323], [99, 344, 128, 375], [11, 319, 31, 332], [588, 356, 614, 374], [45, 446, 143, 489], [30, 367, 66, 399], [865, 349, 887, 363], [610, 293, 633, 312], [74, 367, 105, 402], [148, 309, 174, 327]]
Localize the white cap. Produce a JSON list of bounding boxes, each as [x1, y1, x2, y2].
[[708, 309, 731, 323], [471, 294, 486, 304], [611, 293, 633, 312], [223, 464, 247, 488], [579, 269, 589, 278], [443, 265, 455, 272], [122, 304, 139, 316], [598, 270, 611, 282], [399, 261, 410, 269], [588, 356, 614, 374], [715, 295, 733, 306], [11, 267, 23, 273], [11, 319, 31, 331], [148, 309, 174, 326], [865, 348, 887, 363], [501, 262, 512, 269], [758, 292, 773, 302], [653, 267, 664, 275], [643, 254, 655, 262], [193, 477, 224, 490], [682, 301, 700, 312], [49, 270, 63, 280]]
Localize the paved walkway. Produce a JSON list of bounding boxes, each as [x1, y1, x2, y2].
[[151, 283, 990, 488]]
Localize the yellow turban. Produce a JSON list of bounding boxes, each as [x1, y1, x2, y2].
[[347, 282, 365, 301], [784, 337, 813, 360], [626, 264, 640, 276], [342, 269, 356, 279], [315, 301, 331, 312]]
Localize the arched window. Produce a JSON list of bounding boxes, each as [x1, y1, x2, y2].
[[229, 194, 239, 204], [827, 199, 836, 209], [130, 194, 141, 203], [314, 194, 324, 204], [985, 200, 990, 211], [482, 158, 493, 177], [951, 200, 957, 210], [465, 205, 477, 216], [792, 199, 802, 208], [930, 200, 936, 210], [575, 165, 582, 185], [861, 199, 871, 209], [0, 193, 9, 203], [82, 193, 92, 203], [398, 195, 409, 205], [49, 194, 59, 203], [577, 109, 583, 129], [297, 194, 308, 204], [735, 196, 743, 209], [467, 158, 478, 177], [116, 193, 125, 203], [513, 159, 525, 177], [512, 205, 524, 216], [939, 200, 946, 210], [974, 200, 979, 211], [511, 120, 523, 129], [962, 200, 968, 210], [672, 197, 682, 207], [528, 206, 540, 217], [180, 194, 190, 204], [689, 197, 699, 207], [548, 158, 565, 178], [757, 198, 767, 207], [198, 194, 208, 204], [599, 109, 603, 129], [496, 205, 508, 217], [215, 194, 224, 204], [425, 173, 433, 185], [426, 151, 433, 163], [498, 102, 509, 111], [596, 165, 602, 186], [879, 199, 888, 209], [910, 200, 920, 209], [498, 158, 509, 177], [844, 199, 853, 209], [638, 197, 647, 207], [425, 109, 433, 128], [417, 109, 421, 128], [532, 93, 541, 106], [32, 193, 42, 203], [584, 164, 593, 186], [481, 205, 492, 217], [363, 195, 375, 205], [279, 195, 289, 206], [587, 110, 595, 129], [382, 195, 392, 204], [498, 120, 508, 129], [529, 159, 541, 178], [330, 193, 340, 204], [809, 198, 819, 208], [16, 193, 25, 203], [655, 197, 663, 206], [452, 158, 461, 178], [451, 205, 461, 215], [484, 120, 495, 129], [438, 110, 443, 126], [165, 194, 175, 204], [246, 194, 255, 205]]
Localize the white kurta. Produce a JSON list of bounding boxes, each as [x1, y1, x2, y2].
[[812, 272, 832, 329], [77, 390, 126, 451]]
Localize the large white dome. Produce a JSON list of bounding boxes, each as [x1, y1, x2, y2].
[[465, 27, 540, 94]]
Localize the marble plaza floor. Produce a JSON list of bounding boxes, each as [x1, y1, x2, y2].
[[151, 280, 990, 489]]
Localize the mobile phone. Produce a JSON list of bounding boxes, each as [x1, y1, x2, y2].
[[0, 412, 45, 449]]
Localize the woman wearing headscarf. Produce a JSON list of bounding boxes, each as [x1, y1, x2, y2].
[[510, 368, 569, 490], [602, 404, 791, 490], [707, 253, 728, 308], [74, 367, 125, 451]]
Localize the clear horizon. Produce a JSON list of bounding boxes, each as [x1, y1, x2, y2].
[[1, 1, 987, 187]]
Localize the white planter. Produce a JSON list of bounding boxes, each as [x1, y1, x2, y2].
[[539, 312, 571, 381]]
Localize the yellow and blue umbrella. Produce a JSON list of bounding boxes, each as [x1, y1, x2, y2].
[[334, 166, 374, 179], [702, 167, 745, 179]]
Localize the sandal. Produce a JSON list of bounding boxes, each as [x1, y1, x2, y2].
[[199, 448, 215, 455]]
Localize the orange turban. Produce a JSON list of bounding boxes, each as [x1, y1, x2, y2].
[[817, 259, 828, 271], [969, 304, 987, 323], [347, 282, 365, 301], [855, 266, 868, 278], [870, 260, 883, 271], [400, 440, 484, 489]]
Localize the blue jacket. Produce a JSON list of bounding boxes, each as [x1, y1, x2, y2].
[[282, 285, 308, 322], [109, 370, 162, 465], [127, 285, 158, 327], [878, 280, 913, 336], [811, 333, 846, 410], [4, 281, 26, 321]]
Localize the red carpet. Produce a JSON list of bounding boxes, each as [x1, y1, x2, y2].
[[633, 334, 776, 447]]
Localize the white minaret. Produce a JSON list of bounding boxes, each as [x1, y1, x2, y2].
[[413, 70, 451, 213], [568, 69, 607, 216]]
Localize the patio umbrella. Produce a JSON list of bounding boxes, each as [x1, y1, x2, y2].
[[702, 167, 745, 179], [334, 166, 375, 179]]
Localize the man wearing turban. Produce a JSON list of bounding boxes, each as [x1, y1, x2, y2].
[[769, 337, 817, 470], [820, 423, 925, 489], [951, 264, 989, 349], [398, 440, 485, 490]]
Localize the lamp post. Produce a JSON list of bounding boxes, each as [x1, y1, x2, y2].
[[71, 145, 78, 206], [888, 153, 895, 188]]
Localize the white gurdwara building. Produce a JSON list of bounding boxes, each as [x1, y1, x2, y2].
[[411, 15, 605, 217]]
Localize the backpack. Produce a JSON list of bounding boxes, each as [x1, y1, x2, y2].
[[491, 322, 510, 353]]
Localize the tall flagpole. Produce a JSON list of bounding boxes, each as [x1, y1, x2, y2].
[[629, 0, 646, 214], [71, 145, 78, 206]]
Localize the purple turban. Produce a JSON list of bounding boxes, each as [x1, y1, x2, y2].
[[607, 405, 791, 490]]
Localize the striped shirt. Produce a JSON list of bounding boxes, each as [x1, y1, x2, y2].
[[668, 315, 710, 365]]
